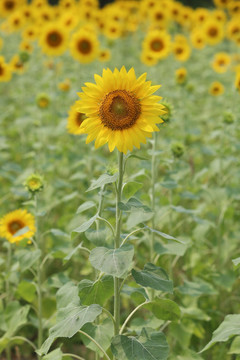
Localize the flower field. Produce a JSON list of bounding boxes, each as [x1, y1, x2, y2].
[[0, 0, 240, 359]]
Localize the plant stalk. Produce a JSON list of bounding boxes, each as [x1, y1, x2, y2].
[[114, 152, 124, 338]]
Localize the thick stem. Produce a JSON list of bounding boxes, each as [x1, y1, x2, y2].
[[114, 152, 124, 337]]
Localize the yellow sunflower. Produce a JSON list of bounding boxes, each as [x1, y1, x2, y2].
[[227, 18, 240, 41], [212, 52, 231, 73], [235, 72, 240, 92], [99, 49, 111, 62], [213, 0, 231, 8], [10, 54, 25, 74], [172, 40, 191, 62], [209, 81, 224, 96], [0, 37, 3, 51], [19, 40, 33, 53], [228, 1, 240, 16], [203, 18, 224, 45], [190, 29, 206, 49], [39, 23, 68, 56], [0, 0, 23, 17], [22, 25, 39, 42], [69, 29, 99, 64], [0, 57, 12, 82], [142, 30, 171, 60], [0, 209, 36, 244], [67, 101, 86, 135], [175, 67, 187, 84], [76, 66, 165, 154], [140, 51, 158, 66]]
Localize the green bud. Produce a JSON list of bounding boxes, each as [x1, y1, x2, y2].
[[171, 142, 185, 158]]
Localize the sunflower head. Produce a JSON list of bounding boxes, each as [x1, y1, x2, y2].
[[36, 93, 50, 108], [25, 173, 44, 194], [76, 66, 165, 154], [175, 67, 187, 84], [0, 209, 36, 244], [223, 111, 235, 124], [171, 142, 185, 158], [209, 81, 224, 96]]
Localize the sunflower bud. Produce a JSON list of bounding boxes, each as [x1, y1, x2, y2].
[[161, 101, 173, 122], [19, 51, 30, 63], [36, 93, 50, 108], [171, 142, 185, 158], [25, 174, 44, 194], [223, 112, 234, 124]]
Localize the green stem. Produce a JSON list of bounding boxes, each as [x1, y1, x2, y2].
[[5, 242, 12, 360], [78, 330, 111, 360], [150, 133, 157, 300], [10, 336, 37, 350], [35, 195, 43, 359], [62, 354, 86, 360], [114, 152, 124, 338], [119, 301, 149, 335]]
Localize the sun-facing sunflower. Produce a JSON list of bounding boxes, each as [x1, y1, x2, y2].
[[70, 28, 99, 64], [0, 209, 36, 244], [76, 66, 165, 154], [39, 23, 68, 56], [142, 30, 171, 60], [209, 81, 225, 96], [67, 100, 87, 135]]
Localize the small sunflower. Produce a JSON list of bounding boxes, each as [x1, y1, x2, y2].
[[213, 0, 231, 8], [67, 101, 86, 135], [0, 57, 12, 82], [209, 81, 224, 96], [76, 66, 165, 154], [203, 19, 224, 45], [235, 72, 240, 92], [175, 67, 187, 84], [190, 29, 206, 49], [212, 52, 231, 73], [10, 55, 25, 74], [140, 51, 158, 66], [0, 0, 22, 17], [70, 29, 99, 64], [142, 30, 171, 60], [172, 40, 191, 62], [25, 173, 44, 194], [0, 37, 3, 51], [0, 209, 36, 244], [99, 49, 111, 62], [36, 93, 50, 108], [58, 78, 71, 91], [39, 23, 68, 56]]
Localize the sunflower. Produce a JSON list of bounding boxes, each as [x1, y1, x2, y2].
[[190, 29, 206, 49], [0, 57, 12, 82], [175, 67, 187, 84], [193, 8, 210, 25], [140, 51, 158, 66], [10, 54, 25, 74], [39, 23, 68, 56], [209, 81, 224, 96], [0, 0, 23, 17], [227, 18, 240, 41], [58, 78, 71, 91], [7, 11, 25, 32], [213, 0, 231, 8], [0, 209, 36, 244], [212, 52, 231, 73], [67, 101, 86, 135], [228, 1, 240, 16], [212, 9, 226, 23], [142, 30, 171, 60], [70, 29, 99, 64], [104, 20, 123, 40], [76, 66, 165, 154], [0, 37, 3, 51], [203, 18, 224, 45], [172, 40, 191, 62], [19, 40, 33, 53], [22, 25, 39, 42], [99, 49, 111, 62], [235, 72, 240, 92]]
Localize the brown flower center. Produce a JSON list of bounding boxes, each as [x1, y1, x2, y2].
[[150, 38, 164, 52], [46, 31, 63, 47], [8, 220, 24, 235], [208, 27, 218, 37], [0, 65, 4, 76], [99, 90, 141, 130], [77, 39, 92, 54], [175, 47, 183, 54], [4, 0, 14, 10]]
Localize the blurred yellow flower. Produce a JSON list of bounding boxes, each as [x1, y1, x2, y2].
[[70, 29, 99, 64], [209, 81, 225, 96], [0, 209, 36, 244], [67, 101, 86, 135]]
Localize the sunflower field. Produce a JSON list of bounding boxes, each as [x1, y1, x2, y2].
[[0, 0, 240, 359]]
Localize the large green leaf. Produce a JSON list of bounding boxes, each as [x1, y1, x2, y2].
[[118, 197, 151, 212], [76, 201, 96, 214], [16, 249, 42, 272], [17, 281, 36, 303], [4, 302, 30, 337], [229, 336, 240, 354], [43, 348, 62, 360], [132, 263, 173, 293], [111, 327, 169, 360], [56, 282, 80, 309], [89, 245, 134, 278], [87, 173, 118, 192], [80, 319, 114, 355], [144, 299, 181, 321], [79, 275, 114, 306], [38, 304, 102, 355], [154, 241, 188, 256], [178, 279, 217, 297], [201, 314, 240, 352], [72, 215, 97, 234], [123, 182, 143, 199]]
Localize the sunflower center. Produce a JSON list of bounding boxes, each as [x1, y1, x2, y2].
[[208, 27, 218, 37], [77, 39, 92, 54], [4, 0, 14, 10], [99, 90, 141, 131], [8, 220, 24, 235], [175, 47, 183, 54], [150, 39, 164, 52], [47, 31, 63, 47], [0, 65, 4, 76]]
